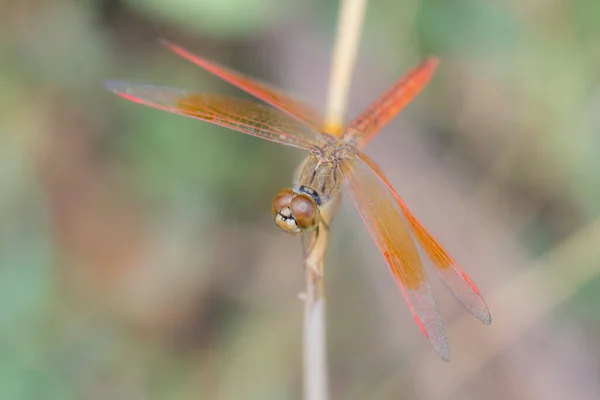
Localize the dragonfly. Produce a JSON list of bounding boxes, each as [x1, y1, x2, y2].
[[105, 39, 491, 361]]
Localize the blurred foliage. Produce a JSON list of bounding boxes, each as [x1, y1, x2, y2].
[[123, 0, 283, 38], [1, 0, 600, 398], [418, 0, 519, 57]]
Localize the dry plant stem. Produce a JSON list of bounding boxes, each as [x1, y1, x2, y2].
[[302, 0, 367, 399], [303, 198, 338, 400], [324, 0, 369, 134]]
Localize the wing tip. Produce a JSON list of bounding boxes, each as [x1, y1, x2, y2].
[[159, 38, 206, 67], [418, 56, 439, 76], [438, 265, 493, 325], [103, 79, 127, 94], [466, 293, 492, 325], [478, 307, 492, 325], [431, 334, 451, 362], [439, 347, 451, 362], [158, 37, 177, 51], [416, 316, 451, 362], [426, 56, 440, 67], [459, 297, 492, 325], [408, 293, 451, 362]]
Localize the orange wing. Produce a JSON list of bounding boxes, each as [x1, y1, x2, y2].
[[105, 81, 321, 149], [341, 154, 450, 360], [160, 40, 325, 134], [357, 152, 491, 326], [348, 58, 439, 148]]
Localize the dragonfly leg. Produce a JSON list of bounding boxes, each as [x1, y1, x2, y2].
[[302, 194, 341, 275], [302, 221, 331, 276]]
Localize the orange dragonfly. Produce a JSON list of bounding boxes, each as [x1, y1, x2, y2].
[[105, 39, 491, 361]]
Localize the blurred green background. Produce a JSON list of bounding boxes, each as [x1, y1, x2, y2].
[[1, 0, 600, 399]]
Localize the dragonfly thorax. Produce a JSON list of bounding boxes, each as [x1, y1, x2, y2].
[[292, 139, 356, 205]]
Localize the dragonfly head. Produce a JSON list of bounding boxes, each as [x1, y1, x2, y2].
[[271, 188, 320, 235]]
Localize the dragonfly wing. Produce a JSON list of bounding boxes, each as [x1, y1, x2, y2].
[[349, 58, 438, 147], [358, 152, 491, 325], [340, 154, 450, 361], [105, 81, 321, 149], [160, 40, 326, 133]]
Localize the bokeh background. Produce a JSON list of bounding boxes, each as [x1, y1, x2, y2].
[[2, 0, 600, 398]]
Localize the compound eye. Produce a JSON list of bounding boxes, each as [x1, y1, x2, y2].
[[290, 194, 319, 230], [271, 188, 295, 216]]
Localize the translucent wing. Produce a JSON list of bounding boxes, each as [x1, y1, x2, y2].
[[104, 81, 321, 149], [160, 40, 325, 133], [341, 154, 450, 361], [358, 152, 491, 325], [349, 58, 439, 147]]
